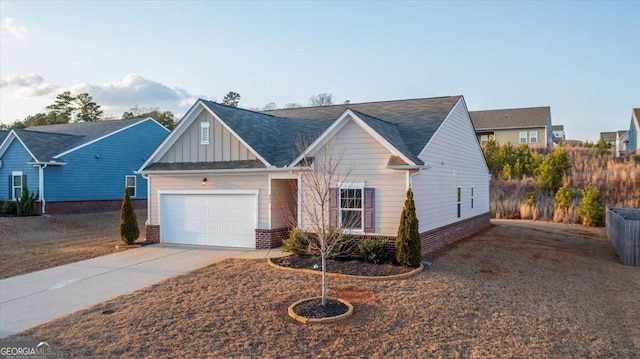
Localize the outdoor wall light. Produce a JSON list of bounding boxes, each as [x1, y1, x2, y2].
[[201, 178, 208, 186]]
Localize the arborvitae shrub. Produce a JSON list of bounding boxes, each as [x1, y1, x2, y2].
[[578, 184, 604, 227], [359, 239, 389, 264], [396, 188, 421, 268], [16, 185, 38, 216], [119, 188, 140, 245]]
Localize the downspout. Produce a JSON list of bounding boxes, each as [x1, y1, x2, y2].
[[141, 173, 151, 225], [407, 168, 422, 190], [39, 164, 47, 214]]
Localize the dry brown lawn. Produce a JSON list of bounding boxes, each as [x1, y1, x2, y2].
[[0, 210, 147, 279], [10, 220, 640, 358]]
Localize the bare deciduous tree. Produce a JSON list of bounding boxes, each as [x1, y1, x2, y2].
[[309, 93, 334, 107], [296, 140, 356, 306]]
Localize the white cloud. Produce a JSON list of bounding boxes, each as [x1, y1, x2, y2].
[[1, 17, 27, 39], [0, 73, 60, 96], [69, 74, 200, 112]]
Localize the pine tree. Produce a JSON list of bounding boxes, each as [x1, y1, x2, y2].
[[119, 188, 140, 244], [396, 188, 421, 267], [577, 184, 604, 227]]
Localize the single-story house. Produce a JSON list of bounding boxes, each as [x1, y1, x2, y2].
[[600, 131, 618, 147], [628, 108, 640, 155], [138, 96, 490, 255], [0, 118, 169, 214], [470, 106, 553, 148], [552, 125, 565, 143]]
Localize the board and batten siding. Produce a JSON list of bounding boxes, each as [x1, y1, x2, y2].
[[149, 173, 269, 229], [0, 140, 39, 201], [412, 99, 490, 233], [302, 118, 406, 235], [158, 110, 257, 163], [43, 119, 167, 201]]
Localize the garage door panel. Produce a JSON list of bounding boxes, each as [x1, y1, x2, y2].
[[160, 193, 256, 248]]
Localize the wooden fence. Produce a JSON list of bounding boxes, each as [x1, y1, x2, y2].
[[606, 207, 640, 266]]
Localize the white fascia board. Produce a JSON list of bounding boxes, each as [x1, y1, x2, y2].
[[55, 117, 166, 158], [204, 107, 271, 167], [139, 101, 208, 171], [0, 131, 39, 162], [138, 166, 310, 176], [289, 109, 415, 167]]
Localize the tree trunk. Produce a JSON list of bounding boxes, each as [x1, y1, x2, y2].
[[321, 254, 327, 306]]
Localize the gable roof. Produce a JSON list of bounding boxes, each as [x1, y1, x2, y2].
[[0, 118, 160, 163], [469, 106, 550, 130], [0, 130, 8, 144], [141, 96, 462, 171], [264, 96, 461, 166]]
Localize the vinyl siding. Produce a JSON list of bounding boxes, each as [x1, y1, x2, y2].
[[492, 127, 548, 148], [0, 140, 39, 201], [148, 173, 269, 228], [158, 110, 257, 163], [270, 178, 296, 229], [630, 113, 639, 152], [413, 99, 490, 232], [301, 118, 406, 235], [44, 119, 167, 201]]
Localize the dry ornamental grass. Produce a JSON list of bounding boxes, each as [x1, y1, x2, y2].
[[10, 220, 640, 358]]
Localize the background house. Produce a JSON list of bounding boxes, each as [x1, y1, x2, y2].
[[616, 130, 629, 157], [139, 96, 490, 255], [469, 106, 553, 148], [0, 118, 169, 214], [600, 131, 617, 147], [628, 108, 640, 155], [552, 125, 565, 143]]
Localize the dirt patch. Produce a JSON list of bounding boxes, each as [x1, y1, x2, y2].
[[8, 219, 640, 357], [0, 210, 147, 279]]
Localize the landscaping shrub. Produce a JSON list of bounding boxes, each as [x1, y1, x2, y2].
[[119, 188, 139, 245], [2, 201, 17, 215], [282, 228, 310, 254], [396, 188, 421, 268], [358, 238, 389, 264], [16, 185, 38, 216], [578, 184, 604, 227]]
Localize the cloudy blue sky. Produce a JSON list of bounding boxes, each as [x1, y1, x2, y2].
[[1, 1, 638, 141]]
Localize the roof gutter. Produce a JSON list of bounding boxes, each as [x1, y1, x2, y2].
[[136, 166, 313, 175], [387, 165, 431, 170]]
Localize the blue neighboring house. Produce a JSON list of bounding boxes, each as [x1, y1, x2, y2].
[[0, 118, 169, 214]]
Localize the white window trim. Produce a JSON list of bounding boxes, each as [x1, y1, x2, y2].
[[339, 182, 365, 232], [480, 135, 488, 146], [519, 131, 528, 143], [126, 175, 137, 198], [200, 121, 210, 145], [11, 171, 23, 200], [529, 131, 538, 143]]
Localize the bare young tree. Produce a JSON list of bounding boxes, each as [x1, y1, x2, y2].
[[296, 140, 355, 306], [284, 102, 303, 109]]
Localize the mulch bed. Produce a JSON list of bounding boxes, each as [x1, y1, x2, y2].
[[271, 254, 415, 277], [292, 298, 349, 318]]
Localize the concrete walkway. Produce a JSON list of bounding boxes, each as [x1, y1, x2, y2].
[[0, 244, 284, 338]]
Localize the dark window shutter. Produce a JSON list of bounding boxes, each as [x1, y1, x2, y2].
[[22, 175, 27, 191], [7, 175, 11, 199], [329, 187, 338, 228], [363, 187, 375, 232]]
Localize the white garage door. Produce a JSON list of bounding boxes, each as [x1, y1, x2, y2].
[[160, 192, 257, 248]]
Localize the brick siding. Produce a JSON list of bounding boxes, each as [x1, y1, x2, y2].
[[419, 212, 491, 255], [145, 225, 160, 243], [0, 199, 146, 215], [255, 227, 291, 249]]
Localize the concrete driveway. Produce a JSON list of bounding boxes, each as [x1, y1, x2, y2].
[[0, 244, 284, 338]]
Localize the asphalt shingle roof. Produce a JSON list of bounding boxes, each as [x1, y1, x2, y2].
[[11, 118, 148, 162], [196, 97, 460, 167], [0, 130, 8, 144], [469, 107, 550, 130]]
